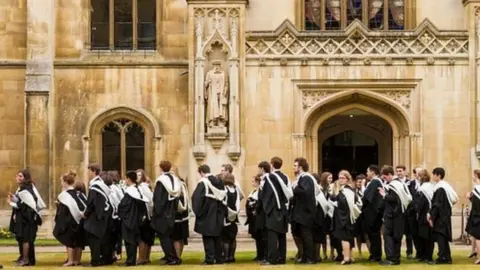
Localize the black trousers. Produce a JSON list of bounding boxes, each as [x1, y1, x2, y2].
[[18, 240, 35, 265], [202, 235, 223, 263], [406, 233, 421, 257], [159, 233, 178, 263], [266, 230, 286, 264], [384, 234, 401, 263], [331, 236, 343, 259], [298, 224, 315, 263], [124, 241, 138, 266], [417, 236, 434, 261], [114, 220, 122, 255], [367, 230, 382, 260], [87, 232, 103, 266], [253, 232, 265, 260], [433, 232, 451, 261]]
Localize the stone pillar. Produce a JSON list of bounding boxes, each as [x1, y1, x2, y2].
[[24, 0, 54, 236]]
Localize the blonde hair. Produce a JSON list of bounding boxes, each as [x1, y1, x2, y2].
[[338, 170, 353, 189], [332, 180, 341, 195], [474, 169, 480, 180]]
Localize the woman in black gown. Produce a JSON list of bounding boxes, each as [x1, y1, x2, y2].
[[8, 169, 42, 267], [318, 172, 333, 260], [53, 172, 87, 266], [330, 170, 360, 265], [354, 174, 366, 258], [312, 173, 327, 262], [245, 174, 262, 261], [466, 169, 480, 264], [415, 169, 435, 263], [221, 173, 240, 263], [172, 174, 191, 261]]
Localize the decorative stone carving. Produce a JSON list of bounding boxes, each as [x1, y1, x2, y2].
[[302, 91, 340, 110], [192, 7, 241, 156], [363, 58, 371, 65], [245, 19, 468, 65], [379, 90, 411, 110]]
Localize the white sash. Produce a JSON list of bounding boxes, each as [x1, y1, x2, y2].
[[138, 182, 154, 219], [343, 187, 361, 224], [32, 185, 46, 211], [472, 184, 480, 201], [224, 186, 240, 225], [264, 173, 292, 210], [434, 180, 458, 208], [419, 182, 435, 209], [176, 181, 193, 222], [125, 186, 150, 202], [199, 175, 227, 202], [90, 180, 112, 212], [57, 188, 84, 224], [156, 173, 181, 201], [247, 190, 258, 206], [18, 190, 39, 215], [387, 179, 412, 213], [316, 187, 329, 217]]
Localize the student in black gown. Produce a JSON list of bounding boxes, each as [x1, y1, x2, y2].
[[329, 180, 343, 261], [362, 164, 384, 262], [354, 174, 366, 259], [8, 169, 42, 267], [290, 176, 303, 262], [415, 169, 434, 263], [428, 167, 458, 265], [378, 165, 412, 265], [221, 173, 241, 263], [312, 173, 329, 263], [192, 164, 227, 265], [83, 164, 114, 266], [117, 171, 150, 266], [136, 169, 154, 265], [53, 172, 88, 266], [291, 157, 318, 264], [318, 172, 333, 260], [73, 180, 88, 265], [330, 170, 361, 265], [152, 160, 182, 265], [466, 169, 480, 264], [245, 174, 263, 261], [257, 161, 292, 265], [395, 165, 417, 260], [172, 173, 191, 261], [109, 171, 124, 262]]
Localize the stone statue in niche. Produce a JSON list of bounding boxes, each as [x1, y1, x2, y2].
[[205, 60, 229, 130]]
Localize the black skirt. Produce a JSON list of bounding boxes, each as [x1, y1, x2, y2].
[[139, 220, 155, 246], [221, 223, 238, 242], [172, 220, 189, 244]]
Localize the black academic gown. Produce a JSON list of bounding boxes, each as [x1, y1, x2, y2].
[[331, 186, 355, 244], [245, 191, 258, 236], [53, 189, 87, 248], [466, 191, 480, 239], [383, 182, 404, 240], [118, 192, 147, 245], [405, 179, 419, 236], [416, 192, 431, 240], [430, 188, 452, 241], [192, 175, 226, 237], [9, 185, 41, 243], [151, 173, 178, 235], [83, 185, 113, 239], [260, 174, 288, 234], [291, 174, 316, 228], [362, 178, 384, 233]]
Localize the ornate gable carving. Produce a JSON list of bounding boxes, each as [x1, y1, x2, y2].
[[246, 19, 468, 63]]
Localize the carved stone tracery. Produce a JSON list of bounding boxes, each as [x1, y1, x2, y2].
[[245, 19, 469, 64]]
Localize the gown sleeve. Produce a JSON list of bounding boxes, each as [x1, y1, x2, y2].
[[192, 183, 206, 218]]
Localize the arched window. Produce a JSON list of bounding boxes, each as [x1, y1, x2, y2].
[[101, 119, 145, 176], [90, 0, 157, 50], [301, 0, 414, 31]]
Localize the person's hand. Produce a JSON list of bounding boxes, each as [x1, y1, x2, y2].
[[467, 192, 472, 199], [378, 187, 385, 197]]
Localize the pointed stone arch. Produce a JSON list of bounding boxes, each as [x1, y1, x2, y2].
[[82, 106, 163, 182]]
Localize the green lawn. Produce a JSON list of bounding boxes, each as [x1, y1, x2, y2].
[[1, 251, 479, 269]]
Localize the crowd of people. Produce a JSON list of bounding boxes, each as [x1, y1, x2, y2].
[[6, 156, 480, 266]]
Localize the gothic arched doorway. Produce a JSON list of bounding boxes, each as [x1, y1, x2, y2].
[[318, 109, 393, 178]]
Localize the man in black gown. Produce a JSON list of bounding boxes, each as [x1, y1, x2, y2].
[[363, 164, 384, 262], [192, 164, 227, 265], [269, 156, 291, 264], [428, 167, 457, 265], [83, 164, 114, 266], [291, 157, 316, 264], [403, 166, 422, 260], [379, 165, 411, 265], [258, 161, 291, 265], [151, 160, 181, 265]]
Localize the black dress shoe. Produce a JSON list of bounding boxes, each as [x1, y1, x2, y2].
[[428, 259, 452, 265], [469, 252, 478, 259], [260, 261, 273, 265], [167, 260, 181, 265], [201, 261, 214, 265], [380, 260, 400, 265]]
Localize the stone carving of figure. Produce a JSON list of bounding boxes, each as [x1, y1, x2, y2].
[[205, 60, 228, 129]]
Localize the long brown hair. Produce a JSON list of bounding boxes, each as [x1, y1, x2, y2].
[[319, 172, 331, 192], [418, 169, 430, 183]]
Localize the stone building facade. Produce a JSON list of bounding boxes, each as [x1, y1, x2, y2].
[[0, 0, 478, 235]]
